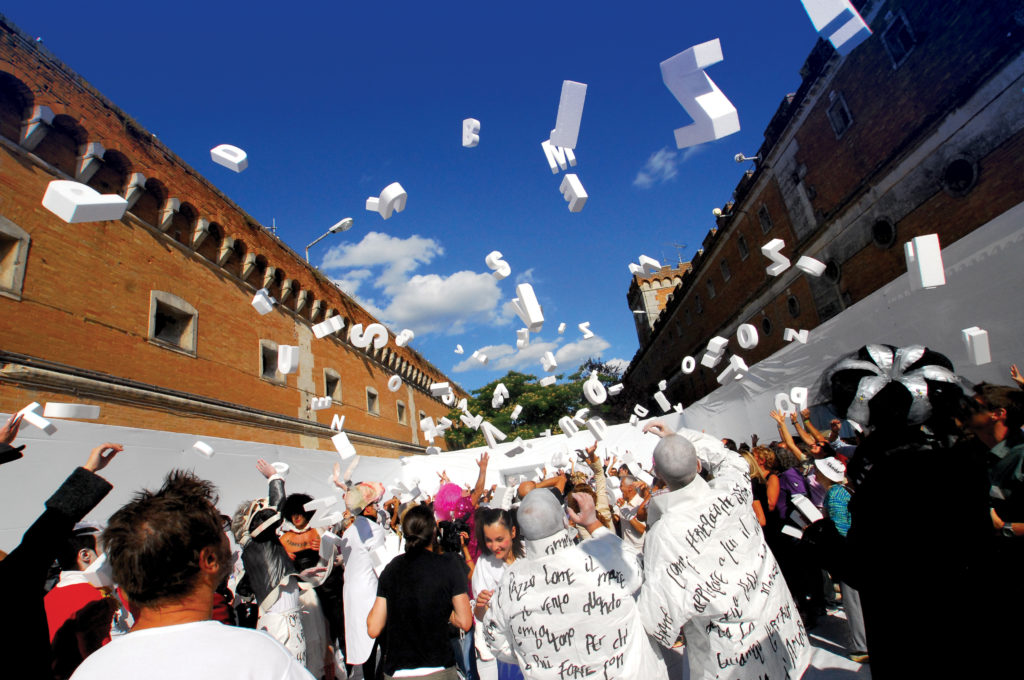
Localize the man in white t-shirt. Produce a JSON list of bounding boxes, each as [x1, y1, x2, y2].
[[70, 471, 312, 680]]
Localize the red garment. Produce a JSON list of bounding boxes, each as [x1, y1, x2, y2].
[[45, 581, 115, 679], [45, 582, 106, 643]]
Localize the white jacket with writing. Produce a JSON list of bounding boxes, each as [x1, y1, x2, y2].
[[484, 528, 667, 680], [637, 432, 811, 680]]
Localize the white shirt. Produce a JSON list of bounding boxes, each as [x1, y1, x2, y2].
[[484, 528, 667, 680], [637, 430, 812, 680], [471, 553, 509, 664], [617, 494, 645, 552], [70, 620, 313, 680]]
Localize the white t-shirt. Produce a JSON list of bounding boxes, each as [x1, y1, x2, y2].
[[617, 494, 646, 552], [472, 553, 510, 664], [70, 620, 313, 680]]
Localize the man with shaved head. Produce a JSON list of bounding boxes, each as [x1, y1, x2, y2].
[[483, 489, 667, 679], [637, 422, 810, 680]]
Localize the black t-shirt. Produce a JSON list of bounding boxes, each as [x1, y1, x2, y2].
[[376, 549, 468, 675]]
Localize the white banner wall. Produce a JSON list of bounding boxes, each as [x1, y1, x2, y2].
[[674, 200, 1024, 441]]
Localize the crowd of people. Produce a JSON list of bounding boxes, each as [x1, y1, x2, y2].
[[0, 344, 1020, 680]]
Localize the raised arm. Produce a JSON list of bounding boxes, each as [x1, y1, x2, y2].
[[256, 458, 286, 510], [585, 444, 614, 525], [470, 452, 489, 506], [800, 409, 829, 444], [827, 419, 842, 443], [790, 412, 816, 446], [770, 411, 805, 460]]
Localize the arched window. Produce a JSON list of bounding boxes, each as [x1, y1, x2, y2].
[[86, 148, 129, 197], [32, 114, 87, 177], [130, 178, 167, 228], [195, 221, 223, 263], [0, 73, 33, 143], [169, 203, 198, 248]]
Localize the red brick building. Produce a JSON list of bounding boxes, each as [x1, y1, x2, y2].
[[0, 15, 463, 458], [623, 0, 1024, 409]]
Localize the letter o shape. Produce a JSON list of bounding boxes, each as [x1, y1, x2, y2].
[[387, 375, 402, 392], [774, 392, 795, 415], [737, 324, 759, 349], [583, 378, 607, 405], [681, 356, 696, 374]]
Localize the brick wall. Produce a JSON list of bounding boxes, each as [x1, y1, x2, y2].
[[0, 20, 461, 456]]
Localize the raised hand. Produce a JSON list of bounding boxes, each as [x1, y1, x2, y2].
[[256, 458, 276, 479], [0, 413, 23, 446], [567, 491, 598, 527], [642, 421, 674, 438], [84, 443, 123, 473]]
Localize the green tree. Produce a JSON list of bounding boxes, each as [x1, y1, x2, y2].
[[442, 358, 624, 449]]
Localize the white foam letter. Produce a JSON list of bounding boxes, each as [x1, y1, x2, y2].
[[660, 39, 740, 149]]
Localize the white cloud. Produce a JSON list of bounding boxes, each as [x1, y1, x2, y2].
[[633, 147, 680, 189], [681, 146, 703, 163], [321, 231, 502, 335], [514, 268, 536, 285], [321, 231, 443, 289], [381, 270, 503, 334], [451, 335, 610, 373], [602, 356, 626, 372], [329, 269, 373, 298]]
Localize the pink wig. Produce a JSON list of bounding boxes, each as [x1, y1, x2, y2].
[[434, 483, 472, 522]]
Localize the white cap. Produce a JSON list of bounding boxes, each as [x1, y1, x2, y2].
[[814, 457, 846, 483]]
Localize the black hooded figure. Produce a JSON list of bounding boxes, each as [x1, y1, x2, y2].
[[816, 344, 994, 677]]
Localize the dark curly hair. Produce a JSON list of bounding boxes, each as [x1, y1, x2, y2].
[[102, 470, 228, 607]]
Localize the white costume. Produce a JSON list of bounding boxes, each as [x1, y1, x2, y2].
[[70, 620, 313, 680], [484, 528, 667, 680], [340, 515, 385, 666], [637, 432, 811, 680], [472, 553, 508, 680]]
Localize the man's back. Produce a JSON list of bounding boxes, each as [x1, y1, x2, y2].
[[484, 530, 666, 680], [638, 440, 811, 680], [70, 620, 312, 680]]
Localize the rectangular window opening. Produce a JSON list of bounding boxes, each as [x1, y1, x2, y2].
[[0, 234, 18, 290], [260, 343, 278, 380], [758, 205, 773, 234], [826, 94, 853, 138], [324, 370, 342, 402], [882, 13, 916, 67]]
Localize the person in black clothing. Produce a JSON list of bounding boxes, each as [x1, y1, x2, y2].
[[818, 344, 994, 678], [367, 504, 473, 680], [0, 425, 122, 680]]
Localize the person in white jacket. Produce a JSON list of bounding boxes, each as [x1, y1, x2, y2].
[[340, 482, 387, 679], [483, 489, 667, 680], [637, 422, 811, 680]]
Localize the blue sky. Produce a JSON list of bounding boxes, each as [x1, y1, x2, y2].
[[6, 1, 827, 391]]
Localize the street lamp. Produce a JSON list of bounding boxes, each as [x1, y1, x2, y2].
[[305, 217, 353, 263]]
